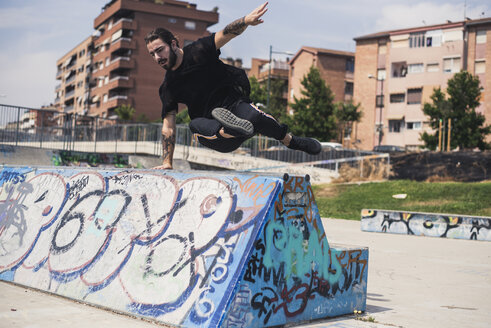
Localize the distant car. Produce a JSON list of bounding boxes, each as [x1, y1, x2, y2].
[[320, 142, 343, 150], [373, 145, 405, 153]]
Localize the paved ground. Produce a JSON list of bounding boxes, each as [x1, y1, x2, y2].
[[1, 218, 490, 328]]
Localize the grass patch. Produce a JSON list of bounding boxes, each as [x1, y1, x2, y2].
[[312, 180, 491, 220]]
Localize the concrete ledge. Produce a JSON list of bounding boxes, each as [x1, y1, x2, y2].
[[0, 166, 367, 327], [361, 209, 491, 241]]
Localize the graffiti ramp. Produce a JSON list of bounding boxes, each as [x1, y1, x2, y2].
[[0, 166, 368, 327]]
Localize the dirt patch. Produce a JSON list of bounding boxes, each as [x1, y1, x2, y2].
[[315, 185, 339, 198], [333, 158, 390, 183], [390, 151, 490, 182]]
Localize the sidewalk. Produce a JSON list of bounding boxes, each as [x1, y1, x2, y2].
[[1, 218, 490, 328]]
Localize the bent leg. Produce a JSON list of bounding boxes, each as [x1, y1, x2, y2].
[[232, 102, 288, 140], [189, 117, 247, 153]]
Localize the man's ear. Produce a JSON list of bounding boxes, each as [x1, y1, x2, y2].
[[171, 39, 178, 51]]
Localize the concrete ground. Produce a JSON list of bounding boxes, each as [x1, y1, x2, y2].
[[1, 218, 490, 328]]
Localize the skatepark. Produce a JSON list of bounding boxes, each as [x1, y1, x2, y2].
[[0, 146, 490, 327]]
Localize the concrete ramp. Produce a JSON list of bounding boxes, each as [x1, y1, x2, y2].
[[0, 166, 367, 327]]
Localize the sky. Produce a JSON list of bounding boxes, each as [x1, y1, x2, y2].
[[0, 0, 489, 108]]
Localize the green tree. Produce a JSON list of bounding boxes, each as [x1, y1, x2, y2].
[[249, 76, 267, 108], [114, 104, 135, 121], [176, 108, 191, 124], [334, 101, 363, 144], [421, 71, 490, 150], [286, 66, 337, 141], [267, 78, 288, 122], [249, 76, 287, 121]]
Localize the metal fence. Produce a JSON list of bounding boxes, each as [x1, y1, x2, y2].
[[0, 104, 388, 173]]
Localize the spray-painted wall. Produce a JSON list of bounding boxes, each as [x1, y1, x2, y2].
[[0, 166, 367, 327], [361, 209, 491, 241]]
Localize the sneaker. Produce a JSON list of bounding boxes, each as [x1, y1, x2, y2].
[[287, 135, 322, 155], [212, 107, 254, 137]]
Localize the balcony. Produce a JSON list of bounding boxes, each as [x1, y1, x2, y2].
[[107, 57, 135, 71], [112, 18, 137, 32], [110, 37, 136, 51], [107, 76, 134, 90], [65, 90, 75, 100]]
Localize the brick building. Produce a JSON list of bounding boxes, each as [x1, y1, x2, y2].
[[55, 0, 218, 120], [353, 17, 491, 151], [288, 47, 355, 115], [54, 36, 94, 115]]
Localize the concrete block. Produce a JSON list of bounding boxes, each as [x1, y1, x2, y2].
[[361, 209, 491, 241], [0, 165, 367, 327]]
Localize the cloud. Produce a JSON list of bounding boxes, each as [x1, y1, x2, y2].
[[375, 2, 489, 31]]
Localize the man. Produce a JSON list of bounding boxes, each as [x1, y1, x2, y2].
[[145, 2, 321, 169]]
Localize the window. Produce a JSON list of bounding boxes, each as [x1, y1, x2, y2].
[[407, 88, 422, 105], [378, 44, 387, 55], [168, 18, 177, 24], [105, 57, 110, 67], [443, 57, 461, 73], [345, 82, 353, 95], [475, 60, 486, 74], [408, 63, 424, 74], [476, 30, 487, 44], [185, 21, 196, 30], [443, 30, 463, 42], [425, 29, 442, 47], [346, 58, 354, 72], [392, 62, 407, 78], [427, 63, 439, 72], [290, 88, 294, 100], [406, 121, 422, 130], [103, 94, 108, 103], [389, 120, 403, 133], [409, 32, 425, 48], [390, 93, 405, 103], [377, 69, 386, 80]]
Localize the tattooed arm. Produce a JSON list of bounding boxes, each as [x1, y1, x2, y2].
[[214, 2, 268, 49], [154, 111, 176, 169]]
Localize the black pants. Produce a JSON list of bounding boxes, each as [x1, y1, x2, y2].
[[189, 102, 288, 153]]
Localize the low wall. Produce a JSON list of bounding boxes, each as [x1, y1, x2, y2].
[[361, 209, 491, 241], [0, 166, 368, 327]]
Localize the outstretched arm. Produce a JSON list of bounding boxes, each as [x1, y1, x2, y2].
[[215, 2, 268, 49]]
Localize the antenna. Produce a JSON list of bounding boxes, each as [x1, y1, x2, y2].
[[464, 0, 467, 20]]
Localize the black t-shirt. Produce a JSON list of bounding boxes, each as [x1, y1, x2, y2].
[[159, 34, 250, 120]]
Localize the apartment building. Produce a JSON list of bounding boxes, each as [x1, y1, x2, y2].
[[248, 57, 289, 108], [54, 36, 94, 115], [288, 47, 355, 115], [353, 17, 491, 151], [55, 0, 218, 120]]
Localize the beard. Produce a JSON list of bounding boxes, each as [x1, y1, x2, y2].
[[160, 48, 177, 70]]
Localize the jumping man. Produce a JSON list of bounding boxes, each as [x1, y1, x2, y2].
[[145, 2, 321, 169]]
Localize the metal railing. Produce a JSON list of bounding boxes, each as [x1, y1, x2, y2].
[[0, 104, 389, 173]]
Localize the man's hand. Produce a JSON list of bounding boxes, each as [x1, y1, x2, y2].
[[215, 2, 268, 49], [244, 2, 268, 26]]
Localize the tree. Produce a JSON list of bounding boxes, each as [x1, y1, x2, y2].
[[421, 71, 490, 150], [249, 76, 287, 121], [334, 101, 362, 144], [286, 66, 337, 141], [114, 104, 135, 121], [176, 108, 191, 124], [249, 76, 267, 108]]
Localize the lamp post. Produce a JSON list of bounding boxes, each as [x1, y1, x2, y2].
[[266, 45, 294, 110], [368, 74, 385, 147]]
